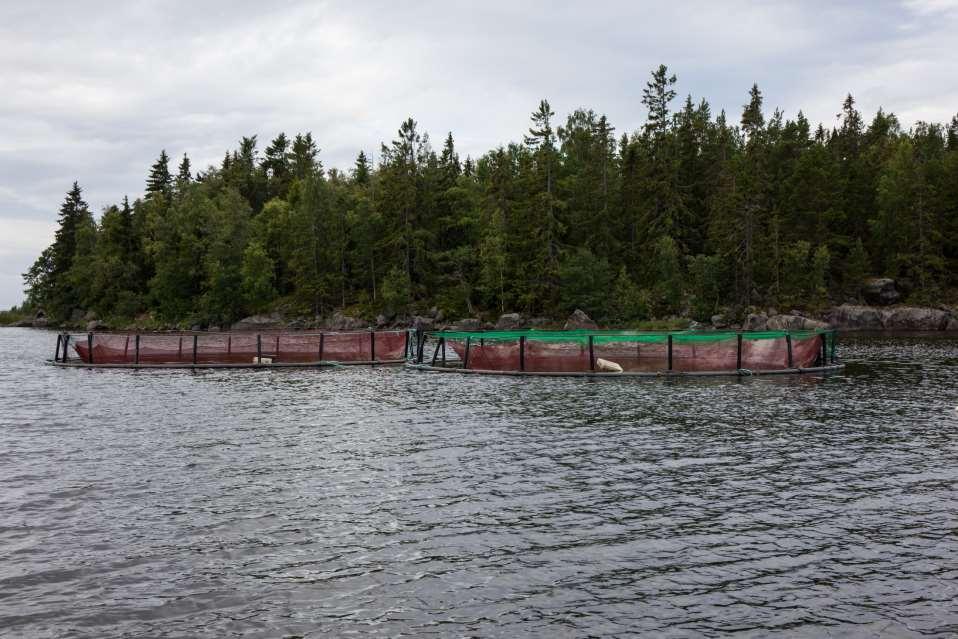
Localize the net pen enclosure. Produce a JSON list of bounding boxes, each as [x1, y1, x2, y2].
[[51, 329, 414, 369], [408, 328, 843, 378]]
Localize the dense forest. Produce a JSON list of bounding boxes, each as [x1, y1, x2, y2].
[[21, 66, 958, 328]]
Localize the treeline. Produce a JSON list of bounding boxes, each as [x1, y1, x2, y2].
[[23, 66, 958, 327]]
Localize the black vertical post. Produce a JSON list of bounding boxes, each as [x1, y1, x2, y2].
[[54, 334, 62, 362], [319, 333, 325, 361], [227, 334, 232, 357], [430, 338, 442, 366], [463, 336, 471, 370], [441, 337, 446, 365], [519, 336, 526, 372], [135, 334, 140, 365], [256, 334, 262, 363], [275, 335, 280, 359], [192, 334, 198, 365], [417, 330, 426, 364], [667, 334, 673, 371], [786, 333, 793, 368], [820, 333, 827, 366], [88, 333, 94, 364], [736, 333, 743, 370], [588, 335, 595, 371], [403, 330, 410, 359], [62, 334, 70, 362], [370, 330, 376, 362], [178, 337, 182, 361], [831, 331, 837, 363]]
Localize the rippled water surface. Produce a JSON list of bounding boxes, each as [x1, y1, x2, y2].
[[2, 328, 957, 637]]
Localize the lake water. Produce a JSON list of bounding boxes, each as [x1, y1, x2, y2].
[[1, 328, 957, 637]]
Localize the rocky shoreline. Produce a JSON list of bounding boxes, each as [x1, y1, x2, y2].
[[7, 302, 958, 333], [9, 275, 957, 333]]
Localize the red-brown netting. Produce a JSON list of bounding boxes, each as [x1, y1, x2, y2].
[[69, 331, 408, 365], [443, 331, 826, 373]]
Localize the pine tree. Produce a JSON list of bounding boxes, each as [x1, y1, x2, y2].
[[290, 133, 321, 179], [23, 182, 95, 321], [522, 101, 563, 312], [741, 84, 765, 141], [177, 154, 192, 183], [642, 64, 677, 142], [947, 114, 958, 148], [440, 132, 461, 182], [635, 66, 686, 262], [353, 151, 371, 185], [263, 133, 291, 198], [146, 150, 172, 198], [379, 118, 424, 283]]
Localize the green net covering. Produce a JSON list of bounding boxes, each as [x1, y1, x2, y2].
[[424, 329, 836, 373]]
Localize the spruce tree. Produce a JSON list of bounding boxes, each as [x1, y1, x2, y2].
[[353, 151, 371, 185], [440, 132, 461, 182], [290, 133, 321, 179], [263, 133, 291, 198], [741, 84, 765, 141], [635, 66, 686, 261], [642, 64, 677, 142], [947, 114, 958, 148], [23, 182, 95, 321], [177, 154, 192, 183], [146, 150, 172, 198]]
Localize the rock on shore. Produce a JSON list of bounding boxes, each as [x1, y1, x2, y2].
[[744, 312, 828, 332], [495, 313, 524, 330], [232, 312, 285, 331], [564, 309, 598, 330], [861, 278, 901, 306], [824, 304, 956, 331]]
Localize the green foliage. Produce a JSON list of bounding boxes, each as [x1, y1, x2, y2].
[[558, 248, 614, 318], [686, 254, 724, 320], [609, 267, 651, 323], [810, 244, 831, 307], [780, 241, 813, 308], [779, 241, 830, 308], [0, 305, 30, 326], [23, 182, 94, 322], [651, 235, 684, 316], [146, 150, 172, 199], [845, 238, 869, 300], [22, 68, 958, 327], [241, 241, 276, 312], [380, 266, 411, 314]]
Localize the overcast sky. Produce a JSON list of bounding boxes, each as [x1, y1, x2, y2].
[[1, 0, 956, 308]]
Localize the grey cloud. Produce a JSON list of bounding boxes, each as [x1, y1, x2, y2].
[[0, 0, 956, 307]]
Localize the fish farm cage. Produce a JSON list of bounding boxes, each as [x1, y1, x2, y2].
[[52, 329, 413, 369], [407, 328, 842, 377]]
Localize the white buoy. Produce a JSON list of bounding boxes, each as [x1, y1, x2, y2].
[[595, 358, 623, 373]]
